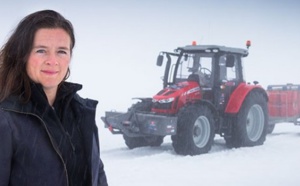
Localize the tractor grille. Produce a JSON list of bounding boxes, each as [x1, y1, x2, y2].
[[152, 102, 173, 110]]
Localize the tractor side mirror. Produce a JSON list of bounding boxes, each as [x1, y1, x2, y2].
[[226, 55, 235, 67], [157, 54, 164, 66]]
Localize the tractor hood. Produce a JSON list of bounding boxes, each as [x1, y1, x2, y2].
[[152, 81, 201, 114]]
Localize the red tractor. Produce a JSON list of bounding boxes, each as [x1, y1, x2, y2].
[[102, 41, 269, 155]]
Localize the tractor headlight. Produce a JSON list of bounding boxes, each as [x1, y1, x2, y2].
[[158, 97, 174, 103]]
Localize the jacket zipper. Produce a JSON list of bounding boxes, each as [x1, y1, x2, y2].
[[3, 108, 69, 186]]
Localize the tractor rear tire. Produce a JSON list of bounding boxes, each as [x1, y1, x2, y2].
[[172, 104, 215, 155], [267, 124, 276, 134], [225, 91, 268, 148]]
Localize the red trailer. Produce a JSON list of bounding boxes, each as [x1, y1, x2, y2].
[[267, 84, 300, 133]]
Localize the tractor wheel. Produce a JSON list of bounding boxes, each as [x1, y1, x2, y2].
[[267, 124, 276, 134], [225, 91, 268, 148], [123, 135, 164, 149], [145, 136, 164, 147], [123, 99, 164, 149], [172, 104, 215, 155], [123, 135, 146, 149]]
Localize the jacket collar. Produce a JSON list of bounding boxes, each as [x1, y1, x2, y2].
[[0, 82, 83, 114]]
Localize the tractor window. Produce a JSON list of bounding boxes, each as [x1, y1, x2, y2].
[[174, 54, 197, 82], [175, 53, 213, 86], [219, 54, 239, 82], [177, 56, 192, 80], [198, 57, 213, 86]]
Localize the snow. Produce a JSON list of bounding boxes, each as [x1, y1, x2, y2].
[[98, 122, 300, 186]]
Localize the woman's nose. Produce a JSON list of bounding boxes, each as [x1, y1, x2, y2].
[[45, 53, 58, 65]]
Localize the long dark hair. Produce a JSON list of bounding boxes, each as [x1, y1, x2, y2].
[[0, 9, 75, 102]]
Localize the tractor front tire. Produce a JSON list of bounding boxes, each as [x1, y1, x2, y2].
[[172, 104, 215, 156], [123, 99, 165, 149], [226, 91, 268, 148], [123, 135, 164, 149]]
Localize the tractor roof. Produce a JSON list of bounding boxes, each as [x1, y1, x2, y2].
[[177, 45, 249, 57]]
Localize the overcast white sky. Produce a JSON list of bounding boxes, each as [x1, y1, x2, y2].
[[1, 0, 299, 114]]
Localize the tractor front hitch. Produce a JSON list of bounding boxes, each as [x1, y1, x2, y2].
[[101, 111, 178, 137]]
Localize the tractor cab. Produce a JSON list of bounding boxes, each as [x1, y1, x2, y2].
[[155, 43, 249, 113]]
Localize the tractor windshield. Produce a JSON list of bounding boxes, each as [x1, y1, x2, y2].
[[169, 53, 214, 86]]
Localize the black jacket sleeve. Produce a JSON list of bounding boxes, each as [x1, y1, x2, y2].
[[98, 158, 108, 186], [0, 111, 13, 186]]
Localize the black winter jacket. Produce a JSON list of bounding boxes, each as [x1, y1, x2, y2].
[[0, 82, 108, 186]]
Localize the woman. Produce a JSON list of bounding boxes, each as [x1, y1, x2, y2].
[[0, 10, 108, 186]]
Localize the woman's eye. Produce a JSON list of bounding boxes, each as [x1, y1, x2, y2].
[[36, 49, 46, 53], [58, 50, 68, 55]]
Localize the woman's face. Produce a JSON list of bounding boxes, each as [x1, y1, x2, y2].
[[27, 28, 71, 93]]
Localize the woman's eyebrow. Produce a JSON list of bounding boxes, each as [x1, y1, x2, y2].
[[58, 46, 70, 50], [32, 45, 47, 49], [32, 45, 70, 50]]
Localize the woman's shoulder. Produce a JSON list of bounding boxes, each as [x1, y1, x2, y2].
[[0, 96, 22, 109], [0, 98, 19, 127], [62, 82, 98, 109], [73, 93, 98, 109]]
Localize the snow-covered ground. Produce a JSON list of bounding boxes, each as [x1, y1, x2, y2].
[[98, 122, 300, 186]]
